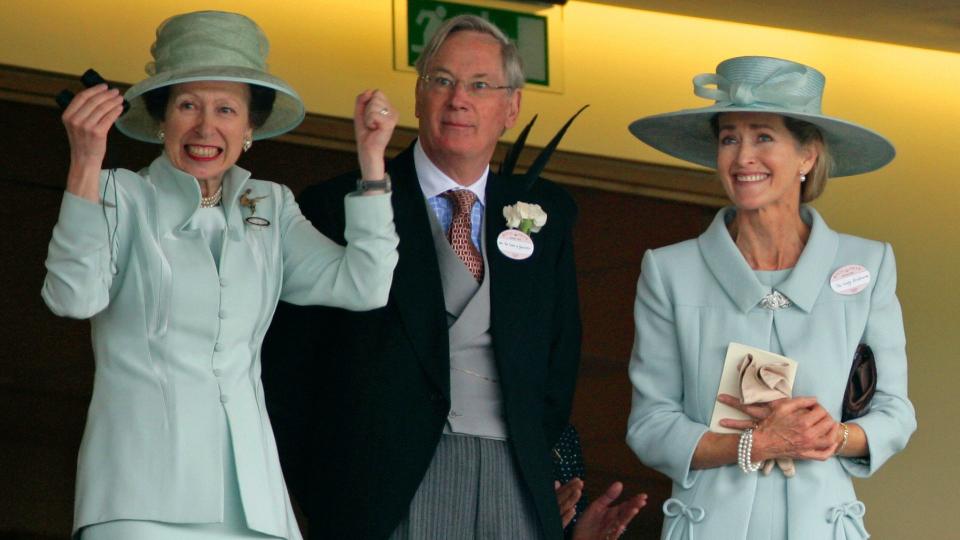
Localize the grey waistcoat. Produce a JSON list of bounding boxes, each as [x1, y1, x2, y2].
[[427, 207, 508, 440]]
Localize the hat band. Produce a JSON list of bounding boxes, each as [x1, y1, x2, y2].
[[693, 64, 818, 114]]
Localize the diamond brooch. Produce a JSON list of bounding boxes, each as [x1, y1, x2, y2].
[[759, 291, 792, 310]]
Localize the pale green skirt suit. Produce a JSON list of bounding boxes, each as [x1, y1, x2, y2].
[[627, 206, 915, 540], [42, 154, 398, 538]]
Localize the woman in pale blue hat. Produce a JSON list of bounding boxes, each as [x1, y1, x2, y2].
[[43, 10, 399, 540], [626, 56, 915, 539]]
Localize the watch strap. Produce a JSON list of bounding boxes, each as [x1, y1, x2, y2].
[[356, 173, 392, 193]]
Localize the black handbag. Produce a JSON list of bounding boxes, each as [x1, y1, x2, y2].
[[842, 344, 877, 421]]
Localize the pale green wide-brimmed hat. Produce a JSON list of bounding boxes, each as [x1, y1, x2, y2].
[[116, 10, 305, 143], [628, 56, 894, 177]]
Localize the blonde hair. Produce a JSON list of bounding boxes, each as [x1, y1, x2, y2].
[[782, 116, 834, 203]]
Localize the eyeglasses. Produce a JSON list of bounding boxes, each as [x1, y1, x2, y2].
[[420, 73, 513, 98]]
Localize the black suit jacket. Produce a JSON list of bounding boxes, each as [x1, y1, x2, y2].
[[262, 144, 581, 539]]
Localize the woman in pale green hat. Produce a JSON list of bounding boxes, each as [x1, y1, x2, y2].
[[43, 10, 399, 540], [625, 56, 915, 539]]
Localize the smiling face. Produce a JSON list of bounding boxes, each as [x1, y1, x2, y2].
[[715, 112, 817, 212], [161, 81, 253, 182], [415, 30, 521, 180]]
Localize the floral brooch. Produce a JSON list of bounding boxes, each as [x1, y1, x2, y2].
[[239, 188, 270, 227], [497, 202, 547, 260]]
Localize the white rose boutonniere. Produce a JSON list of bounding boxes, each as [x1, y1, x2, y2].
[[503, 201, 547, 235], [497, 201, 546, 261]]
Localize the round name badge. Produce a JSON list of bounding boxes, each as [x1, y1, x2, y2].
[[497, 229, 534, 260], [245, 216, 271, 227], [830, 264, 871, 295]]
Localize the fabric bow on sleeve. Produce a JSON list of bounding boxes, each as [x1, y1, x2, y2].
[[663, 498, 706, 540], [738, 353, 797, 477]]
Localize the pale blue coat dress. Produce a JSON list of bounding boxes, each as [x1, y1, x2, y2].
[[41, 154, 399, 539], [627, 206, 915, 540]]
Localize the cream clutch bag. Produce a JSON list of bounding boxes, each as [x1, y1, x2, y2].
[[710, 342, 799, 476]]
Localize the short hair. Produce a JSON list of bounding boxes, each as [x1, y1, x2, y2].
[[414, 14, 525, 90], [709, 113, 835, 203], [143, 83, 277, 129]]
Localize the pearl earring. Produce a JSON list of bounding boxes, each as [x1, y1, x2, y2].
[[242, 138, 252, 152], [157, 130, 165, 142], [800, 173, 807, 183]]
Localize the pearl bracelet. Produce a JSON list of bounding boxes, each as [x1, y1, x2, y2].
[[738, 428, 762, 473], [836, 422, 850, 456]]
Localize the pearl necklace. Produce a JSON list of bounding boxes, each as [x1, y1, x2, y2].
[[200, 185, 223, 208]]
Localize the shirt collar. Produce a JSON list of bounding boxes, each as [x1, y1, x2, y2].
[[413, 139, 488, 205]]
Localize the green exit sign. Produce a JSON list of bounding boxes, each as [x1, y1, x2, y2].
[[405, 0, 550, 86]]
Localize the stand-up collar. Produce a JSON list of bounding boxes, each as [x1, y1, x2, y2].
[[149, 153, 252, 237], [698, 206, 839, 313]]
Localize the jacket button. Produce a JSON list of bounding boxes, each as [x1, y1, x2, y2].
[[220, 394, 230, 403], [212, 368, 222, 377], [219, 278, 228, 287], [214, 342, 224, 352], [219, 310, 227, 319]]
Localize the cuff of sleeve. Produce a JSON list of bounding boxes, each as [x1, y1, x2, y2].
[[57, 191, 110, 249], [343, 191, 394, 235], [628, 419, 707, 489], [841, 413, 911, 478], [838, 455, 872, 478], [676, 426, 708, 488]]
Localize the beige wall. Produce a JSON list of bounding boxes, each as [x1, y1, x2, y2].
[[3, 0, 955, 536]]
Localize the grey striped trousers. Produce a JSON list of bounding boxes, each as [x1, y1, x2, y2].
[[388, 434, 545, 540]]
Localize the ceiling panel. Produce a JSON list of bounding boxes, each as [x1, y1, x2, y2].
[[588, 0, 960, 54]]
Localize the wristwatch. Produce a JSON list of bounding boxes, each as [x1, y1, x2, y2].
[[356, 173, 392, 194]]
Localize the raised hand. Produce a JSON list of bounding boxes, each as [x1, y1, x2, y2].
[[353, 89, 398, 181], [571, 482, 647, 540], [62, 84, 125, 201]]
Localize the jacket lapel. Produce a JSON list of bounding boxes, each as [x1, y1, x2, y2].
[[777, 206, 839, 313], [388, 147, 451, 397], [220, 163, 253, 242], [698, 207, 770, 313], [485, 174, 534, 395]]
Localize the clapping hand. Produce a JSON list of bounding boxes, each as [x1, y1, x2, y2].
[[555, 477, 584, 528], [570, 481, 647, 540]]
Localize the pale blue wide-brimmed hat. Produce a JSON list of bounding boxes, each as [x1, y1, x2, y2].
[[628, 56, 894, 177], [116, 10, 305, 143]]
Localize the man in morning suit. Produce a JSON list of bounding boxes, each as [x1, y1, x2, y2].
[[262, 15, 618, 539]]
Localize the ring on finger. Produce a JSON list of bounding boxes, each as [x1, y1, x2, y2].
[[378, 108, 389, 116]]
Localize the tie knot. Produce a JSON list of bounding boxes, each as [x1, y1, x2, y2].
[[442, 189, 477, 214], [440, 188, 483, 282]]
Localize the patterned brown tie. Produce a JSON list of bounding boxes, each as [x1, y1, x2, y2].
[[442, 189, 484, 282]]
